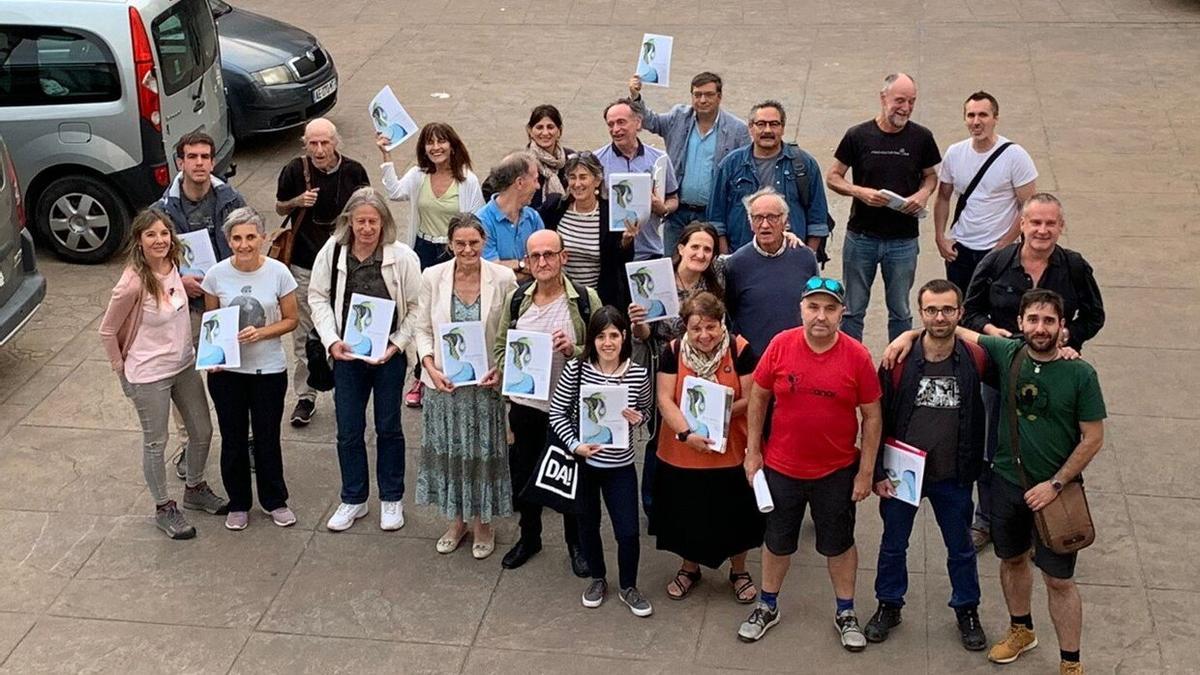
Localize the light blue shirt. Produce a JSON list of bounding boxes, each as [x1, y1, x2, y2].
[[679, 121, 717, 206], [476, 196, 544, 262]]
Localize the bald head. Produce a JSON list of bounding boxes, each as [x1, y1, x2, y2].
[[525, 229, 566, 282], [303, 117, 340, 169], [878, 72, 917, 131]]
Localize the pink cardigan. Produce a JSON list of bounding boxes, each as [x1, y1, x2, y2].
[[98, 267, 148, 374]]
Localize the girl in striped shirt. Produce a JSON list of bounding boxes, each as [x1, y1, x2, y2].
[[549, 306, 653, 616]]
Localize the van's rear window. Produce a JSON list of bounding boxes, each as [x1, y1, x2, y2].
[[151, 0, 218, 96], [0, 27, 120, 107]]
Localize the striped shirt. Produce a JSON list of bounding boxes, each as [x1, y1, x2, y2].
[[549, 359, 653, 467], [557, 206, 602, 289]]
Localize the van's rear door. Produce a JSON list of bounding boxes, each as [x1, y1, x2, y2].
[[142, 0, 229, 176]]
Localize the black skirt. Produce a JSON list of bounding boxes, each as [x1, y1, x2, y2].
[[651, 461, 765, 569]]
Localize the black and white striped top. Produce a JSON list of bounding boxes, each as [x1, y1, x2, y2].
[[557, 207, 602, 289], [549, 359, 653, 468]]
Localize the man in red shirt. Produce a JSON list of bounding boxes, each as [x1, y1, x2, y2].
[[738, 277, 883, 650]]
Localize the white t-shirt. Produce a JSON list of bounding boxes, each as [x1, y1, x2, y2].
[[938, 136, 1038, 250], [200, 257, 298, 375]]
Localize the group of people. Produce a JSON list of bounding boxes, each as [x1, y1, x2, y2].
[[98, 69, 1108, 674]]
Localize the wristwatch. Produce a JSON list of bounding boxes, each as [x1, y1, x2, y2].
[[1051, 478, 1064, 492], [675, 429, 690, 442]]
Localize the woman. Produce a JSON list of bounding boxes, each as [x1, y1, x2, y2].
[[525, 104, 574, 217], [542, 152, 634, 308], [652, 292, 764, 602], [413, 213, 517, 559], [201, 207, 300, 530], [378, 122, 484, 408], [629, 221, 725, 516], [99, 208, 228, 540], [549, 307, 654, 617], [309, 187, 422, 533]]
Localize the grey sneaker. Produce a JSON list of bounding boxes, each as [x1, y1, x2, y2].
[[619, 587, 653, 617], [182, 481, 230, 515], [738, 601, 780, 642], [582, 579, 607, 608], [266, 506, 296, 527], [173, 446, 187, 480], [836, 609, 867, 652], [224, 511, 248, 530], [155, 501, 196, 540]]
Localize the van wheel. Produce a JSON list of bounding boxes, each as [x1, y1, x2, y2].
[[34, 175, 130, 264]]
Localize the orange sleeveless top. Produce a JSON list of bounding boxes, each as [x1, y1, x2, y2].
[[657, 335, 749, 469]]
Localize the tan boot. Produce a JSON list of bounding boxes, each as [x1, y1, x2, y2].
[[1060, 660, 1084, 674], [987, 624, 1038, 664]]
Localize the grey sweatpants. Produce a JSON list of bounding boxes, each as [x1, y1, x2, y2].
[[123, 367, 213, 504]]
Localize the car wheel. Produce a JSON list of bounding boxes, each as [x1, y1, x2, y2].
[[34, 175, 130, 264]]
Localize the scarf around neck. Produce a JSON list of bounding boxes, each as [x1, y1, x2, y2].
[[527, 142, 566, 198], [680, 329, 730, 381]]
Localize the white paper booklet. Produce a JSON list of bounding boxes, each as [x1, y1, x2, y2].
[[196, 306, 240, 370], [680, 376, 734, 453], [625, 258, 679, 323], [608, 172, 652, 233], [436, 321, 488, 386], [344, 293, 396, 361], [501, 329, 554, 401], [879, 189, 928, 219], [177, 230, 217, 275], [369, 85, 420, 151], [579, 384, 630, 450], [882, 437, 927, 507], [636, 33, 673, 88]]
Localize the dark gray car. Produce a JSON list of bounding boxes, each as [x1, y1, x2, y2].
[[0, 133, 47, 347]]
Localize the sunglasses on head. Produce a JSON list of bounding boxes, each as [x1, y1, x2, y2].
[[805, 277, 844, 294]]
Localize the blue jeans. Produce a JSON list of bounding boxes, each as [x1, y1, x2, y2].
[[875, 478, 981, 609], [332, 353, 408, 504], [974, 383, 1001, 529], [664, 205, 707, 258], [841, 231, 918, 342], [579, 462, 641, 589]]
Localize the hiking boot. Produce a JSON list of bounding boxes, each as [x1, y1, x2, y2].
[[956, 607, 988, 651], [182, 482, 229, 515], [404, 380, 424, 408], [836, 609, 867, 652], [290, 399, 316, 427], [864, 603, 902, 643], [988, 625, 1038, 664], [619, 587, 653, 617], [971, 526, 991, 552], [155, 501, 196, 540], [1060, 660, 1084, 674], [582, 579, 607, 608], [737, 601, 780, 643], [224, 511, 249, 531]]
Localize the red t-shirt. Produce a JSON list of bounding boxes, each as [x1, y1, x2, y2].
[[753, 328, 881, 479]]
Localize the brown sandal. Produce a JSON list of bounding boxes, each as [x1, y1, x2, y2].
[[667, 567, 702, 600], [730, 571, 757, 604]]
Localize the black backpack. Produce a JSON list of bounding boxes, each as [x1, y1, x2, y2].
[[508, 278, 594, 329], [787, 143, 837, 268]]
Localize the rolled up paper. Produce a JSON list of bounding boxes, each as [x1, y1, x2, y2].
[[752, 469, 774, 513]]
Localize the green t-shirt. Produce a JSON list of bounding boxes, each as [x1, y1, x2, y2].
[[980, 336, 1107, 485]]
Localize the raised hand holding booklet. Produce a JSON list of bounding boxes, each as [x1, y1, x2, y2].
[[436, 321, 488, 386], [369, 85, 420, 151], [635, 33, 673, 88]]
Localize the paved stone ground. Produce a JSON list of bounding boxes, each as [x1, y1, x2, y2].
[[2, 0, 1200, 672]]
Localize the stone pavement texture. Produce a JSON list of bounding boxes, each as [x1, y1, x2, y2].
[[2, 0, 1200, 672]]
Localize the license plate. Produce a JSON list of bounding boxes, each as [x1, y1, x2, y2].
[[313, 78, 336, 103]]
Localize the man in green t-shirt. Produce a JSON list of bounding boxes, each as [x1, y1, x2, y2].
[[882, 287, 1105, 674]]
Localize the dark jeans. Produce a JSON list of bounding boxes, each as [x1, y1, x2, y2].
[[664, 204, 707, 257], [579, 462, 641, 589], [640, 428, 659, 518], [944, 242, 991, 298], [508, 403, 579, 546], [333, 354, 407, 504], [975, 383, 1001, 529], [207, 370, 289, 512], [875, 478, 981, 609]]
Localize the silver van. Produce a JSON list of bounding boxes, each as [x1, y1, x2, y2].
[[0, 0, 235, 263]]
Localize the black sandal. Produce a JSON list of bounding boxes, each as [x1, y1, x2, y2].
[[667, 567, 702, 600], [729, 571, 757, 604]]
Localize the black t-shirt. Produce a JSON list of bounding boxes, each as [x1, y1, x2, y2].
[[658, 338, 758, 376], [276, 155, 370, 270], [834, 119, 941, 239], [181, 188, 218, 237], [900, 356, 959, 484]]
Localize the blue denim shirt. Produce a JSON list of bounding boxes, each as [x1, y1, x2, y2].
[[706, 143, 830, 252], [475, 196, 545, 261], [631, 98, 749, 199]]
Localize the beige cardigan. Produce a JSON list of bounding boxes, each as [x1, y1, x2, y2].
[[413, 258, 516, 387]]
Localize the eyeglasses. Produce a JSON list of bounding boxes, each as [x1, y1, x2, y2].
[[751, 120, 783, 129], [805, 277, 845, 294], [450, 240, 483, 250], [750, 213, 785, 225], [920, 305, 960, 318], [691, 91, 719, 100], [527, 249, 563, 262]]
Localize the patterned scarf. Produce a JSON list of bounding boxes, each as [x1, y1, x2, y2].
[[527, 142, 566, 198], [680, 329, 730, 382]]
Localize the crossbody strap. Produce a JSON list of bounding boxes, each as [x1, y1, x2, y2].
[[953, 142, 1013, 225], [330, 242, 342, 336], [1005, 344, 1031, 490]]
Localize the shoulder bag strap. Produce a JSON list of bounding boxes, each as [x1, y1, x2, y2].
[[1006, 344, 1032, 490], [953, 142, 1013, 225]]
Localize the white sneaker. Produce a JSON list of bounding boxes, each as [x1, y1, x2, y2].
[[326, 502, 368, 532], [380, 501, 405, 531]]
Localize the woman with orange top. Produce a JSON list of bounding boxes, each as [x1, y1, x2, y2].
[[652, 291, 764, 603]]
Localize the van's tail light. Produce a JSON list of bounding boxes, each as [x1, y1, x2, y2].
[[153, 164, 170, 188], [2, 146, 24, 231], [128, 7, 161, 132]]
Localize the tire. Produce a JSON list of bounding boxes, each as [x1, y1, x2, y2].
[[33, 175, 130, 264]]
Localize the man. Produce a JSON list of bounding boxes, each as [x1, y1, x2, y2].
[[593, 98, 680, 259], [477, 151, 545, 280], [738, 277, 882, 651], [866, 279, 988, 652], [886, 289, 1105, 674], [158, 131, 246, 482], [493, 230, 601, 575], [709, 101, 829, 254], [724, 188, 820, 358], [934, 92, 1038, 294], [827, 73, 941, 342], [275, 118, 369, 426], [628, 71, 749, 255]]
